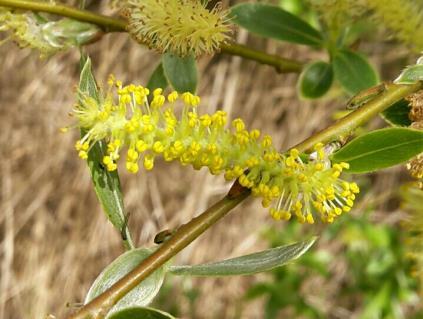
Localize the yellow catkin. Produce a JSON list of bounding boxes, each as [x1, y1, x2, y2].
[[70, 76, 360, 224], [124, 0, 231, 56]]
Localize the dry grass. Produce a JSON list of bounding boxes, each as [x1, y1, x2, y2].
[[0, 3, 419, 318]]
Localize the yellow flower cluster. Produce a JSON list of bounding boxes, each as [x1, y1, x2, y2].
[[124, 0, 231, 56], [70, 77, 359, 224]]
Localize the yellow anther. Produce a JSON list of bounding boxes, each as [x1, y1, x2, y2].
[[250, 129, 260, 140], [262, 198, 272, 208], [153, 88, 163, 96], [270, 208, 281, 220], [78, 150, 88, 159], [340, 162, 350, 169], [127, 148, 139, 161], [151, 94, 165, 108], [126, 162, 139, 174], [289, 149, 299, 158], [114, 139, 122, 147], [167, 91, 178, 103], [191, 95, 200, 107], [332, 171, 341, 178], [315, 162, 324, 171], [108, 74, 115, 86], [200, 114, 212, 127], [281, 211, 292, 221], [333, 163, 342, 171], [120, 93, 131, 104], [207, 143, 218, 154], [346, 199, 354, 207], [232, 118, 245, 132], [143, 155, 155, 170], [153, 141, 165, 153], [136, 140, 149, 152], [306, 214, 314, 224], [285, 157, 296, 168], [103, 156, 112, 165], [317, 194, 326, 202], [75, 140, 83, 151], [334, 207, 342, 215], [128, 84, 136, 92], [314, 143, 324, 151], [325, 187, 335, 195], [80, 142, 89, 151], [107, 162, 117, 171], [298, 174, 307, 182], [270, 185, 280, 196], [343, 206, 351, 212], [182, 92, 193, 105], [262, 135, 272, 148], [350, 182, 360, 193], [245, 157, 259, 167], [294, 201, 303, 210]]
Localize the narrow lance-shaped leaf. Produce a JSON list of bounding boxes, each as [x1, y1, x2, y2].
[[332, 128, 423, 173], [162, 53, 198, 93], [332, 49, 379, 95], [108, 307, 176, 319], [79, 56, 134, 249], [168, 237, 316, 276], [85, 248, 167, 318], [298, 61, 333, 99], [230, 3, 323, 46]]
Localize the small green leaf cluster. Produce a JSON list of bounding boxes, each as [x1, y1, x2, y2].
[[230, 3, 379, 99]]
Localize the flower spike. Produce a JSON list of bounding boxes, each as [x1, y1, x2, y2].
[[124, 0, 232, 57], [68, 76, 359, 224]]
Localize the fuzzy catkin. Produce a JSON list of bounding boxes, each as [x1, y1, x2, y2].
[[67, 77, 360, 224], [124, 0, 231, 57]]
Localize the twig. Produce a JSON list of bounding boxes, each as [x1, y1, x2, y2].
[[0, 0, 303, 73], [293, 82, 423, 152], [68, 81, 423, 318], [68, 184, 250, 319]]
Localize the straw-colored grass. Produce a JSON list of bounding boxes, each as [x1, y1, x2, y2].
[[0, 3, 417, 318]]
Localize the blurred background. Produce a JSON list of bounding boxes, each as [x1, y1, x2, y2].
[[0, 0, 422, 318]]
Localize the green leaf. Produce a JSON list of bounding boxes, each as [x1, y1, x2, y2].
[[332, 128, 423, 173], [79, 56, 99, 101], [381, 99, 412, 127], [168, 237, 316, 276], [394, 59, 423, 84], [79, 57, 133, 249], [108, 307, 176, 319], [85, 248, 167, 317], [230, 3, 323, 46], [297, 61, 333, 99], [147, 63, 168, 94], [162, 53, 197, 93], [332, 49, 379, 95]]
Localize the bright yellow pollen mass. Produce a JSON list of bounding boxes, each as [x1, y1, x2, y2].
[[70, 77, 360, 225]]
